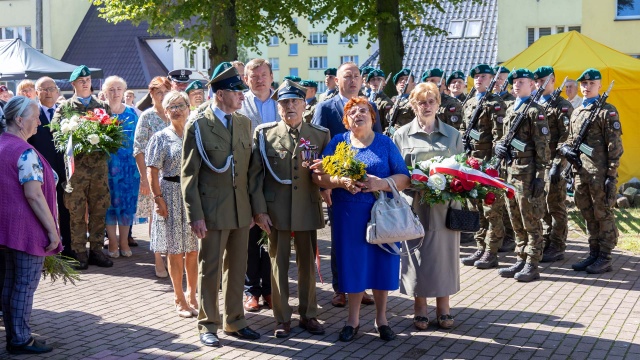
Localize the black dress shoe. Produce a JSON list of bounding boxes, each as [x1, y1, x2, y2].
[[338, 325, 359, 342], [199, 332, 220, 347], [88, 250, 113, 267], [224, 327, 260, 340], [374, 325, 397, 341], [7, 338, 53, 355]]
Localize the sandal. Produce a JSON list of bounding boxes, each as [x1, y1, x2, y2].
[[413, 315, 429, 330], [437, 314, 454, 329]]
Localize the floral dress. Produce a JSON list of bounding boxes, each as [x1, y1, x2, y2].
[[18, 149, 58, 185]]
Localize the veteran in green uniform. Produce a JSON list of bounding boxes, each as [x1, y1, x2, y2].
[[249, 80, 330, 338], [386, 69, 416, 133], [52, 65, 113, 270], [494, 69, 550, 282], [181, 66, 260, 347], [367, 69, 393, 130], [300, 80, 318, 123], [559, 68, 623, 274], [186, 80, 205, 110], [421, 68, 464, 130]]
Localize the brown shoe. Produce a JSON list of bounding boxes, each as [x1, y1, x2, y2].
[[331, 292, 346, 307], [299, 317, 325, 335], [361, 291, 375, 305], [263, 294, 273, 309], [274, 321, 291, 338], [244, 295, 260, 312]]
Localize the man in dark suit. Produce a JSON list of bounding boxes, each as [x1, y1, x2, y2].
[[28, 77, 73, 257]]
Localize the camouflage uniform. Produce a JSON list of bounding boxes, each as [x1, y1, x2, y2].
[[386, 96, 414, 132], [303, 97, 318, 123], [438, 93, 464, 131], [370, 91, 393, 130], [500, 92, 516, 107]]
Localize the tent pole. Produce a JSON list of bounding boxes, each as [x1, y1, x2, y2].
[[36, 0, 43, 52]]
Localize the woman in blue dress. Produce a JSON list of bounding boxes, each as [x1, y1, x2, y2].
[[103, 76, 140, 258], [312, 98, 410, 342]]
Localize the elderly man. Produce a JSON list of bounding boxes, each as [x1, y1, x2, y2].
[[319, 68, 338, 102], [182, 66, 260, 347], [565, 79, 582, 109], [52, 65, 113, 270], [249, 80, 330, 338]]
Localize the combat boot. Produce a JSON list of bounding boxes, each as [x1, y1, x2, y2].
[[88, 250, 114, 268], [460, 232, 475, 244], [585, 252, 612, 274], [541, 244, 565, 263], [73, 251, 89, 270], [461, 249, 484, 266], [498, 259, 525, 278], [572, 245, 599, 271], [514, 262, 540, 282], [498, 237, 516, 253], [474, 251, 498, 269]]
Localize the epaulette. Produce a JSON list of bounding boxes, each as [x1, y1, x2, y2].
[[309, 123, 329, 132], [255, 122, 278, 132]]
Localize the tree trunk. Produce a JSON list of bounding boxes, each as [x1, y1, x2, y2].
[[376, 0, 404, 97], [209, 0, 238, 74]]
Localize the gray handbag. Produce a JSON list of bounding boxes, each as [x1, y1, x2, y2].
[[366, 178, 425, 255]]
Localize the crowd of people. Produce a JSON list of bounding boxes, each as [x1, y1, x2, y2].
[[0, 56, 622, 353]]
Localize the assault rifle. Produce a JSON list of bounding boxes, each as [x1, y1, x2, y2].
[[384, 69, 412, 137], [460, 87, 476, 109], [560, 80, 615, 180], [462, 66, 502, 154], [489, 75, 551, 167], [542, 76, 568, 114]]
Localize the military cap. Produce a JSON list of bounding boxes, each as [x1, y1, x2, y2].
[[533, 66, 554, 80], [577, 68, 602, 82], [507, 68, 535, 85], [324, 68, 337, 76], [283, 76, 301, 83], [209, 62, 233, 82], [168, 69, 192, 83], [360, 66, 375, 76], [299, 80, 318, 88], [469, 64, 494, 77], [421, 68, 444, 82], [271, 80, 307, 101], [393, 68, 413, 85], [69, 65, 91, 82], [185, 80, 204, 94], [208, 66, 248, 92], [493, 66, 510, 75], [446, 71, 466, 86], [367, 69, 385, 82]]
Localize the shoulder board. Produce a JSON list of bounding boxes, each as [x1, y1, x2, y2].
[[309, 123, 329, 132], [255, 122, 278, 132]]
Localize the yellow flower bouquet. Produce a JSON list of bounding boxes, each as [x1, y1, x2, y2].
[[321, 141, 367, 181]]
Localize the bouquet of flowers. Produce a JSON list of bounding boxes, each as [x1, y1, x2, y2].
[[410, 153, 515, 206], [321, 141, 366, 181], [48, 104, 126, 156]]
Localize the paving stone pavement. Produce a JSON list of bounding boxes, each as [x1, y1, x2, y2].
[[1, 220, 639, 359]]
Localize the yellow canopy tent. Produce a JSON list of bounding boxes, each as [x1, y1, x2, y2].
[[501, 31, 640, 183]]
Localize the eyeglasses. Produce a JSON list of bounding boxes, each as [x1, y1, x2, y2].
[[416, 99, 438, 108], [167, 103, 188, 112], [37, 87, 58, 93], [348, 107, 369, 117]]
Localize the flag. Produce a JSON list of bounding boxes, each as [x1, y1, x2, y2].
[[65, 135, 75, 181]]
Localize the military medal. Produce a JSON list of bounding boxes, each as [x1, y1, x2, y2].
[[299, 137, 318, 167]]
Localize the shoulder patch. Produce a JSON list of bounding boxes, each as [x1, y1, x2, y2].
[[612, 121, 621, 130], [561, 107, 568, 113], [609, 111, 617, 117], [309, 123, 329, 132], [541, 127, 549, 135], [449, 107, 457, 112], [494, 105, 501, 111], [255, 122, 278, 132]]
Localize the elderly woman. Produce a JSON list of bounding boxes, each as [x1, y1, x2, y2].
[[103, 76, 140, 258], [17, 80, 37, 100], [134, 76, 171, 277], [0, 97, 62, 354], [146, 91, 199, 317], [312, 97, 410, 342], [392, 82, 463, 330]]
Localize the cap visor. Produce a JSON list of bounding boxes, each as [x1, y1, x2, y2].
[[277, 93, 304, 101]]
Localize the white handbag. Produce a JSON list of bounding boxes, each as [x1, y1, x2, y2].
[[366, 178, 425, 255]]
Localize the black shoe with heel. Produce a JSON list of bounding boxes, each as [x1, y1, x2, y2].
[[374, 324, 396, 341]]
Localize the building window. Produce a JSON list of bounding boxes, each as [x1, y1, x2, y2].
[[269, 58, 280, 70], [340, 55, 359, 65], [0, 26, 32, 45], [309, 56, 328, 69], [464, 20, 482, 37], [268, 36, 279, 46], [289, 43, 298, 56], [290, 68, 299, 77], [317, 83, 327, 93], [309, 32, 328, 45], [201, 48, 210, 71], [617, 0, 640, 19], [527, 26, 580, 46], [184, 47, 196, 69], [448, 20, 465, 38], [339, 33, 359, 44], [448, 20, 482, 38]]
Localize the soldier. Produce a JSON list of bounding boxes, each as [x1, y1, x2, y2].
[[533, 66, 574, 262], [494, 66, 516, 105], [447, 71, 467, 102], [249, 80, 330, 338], [319, 68, 338, 102], [367, 69, 393, 130], [386, 68, 415, 132], [52, 65, 113, 270], [421, 68, 464, 130], [558, 68, 623, 274], [494, 68, 550, 282], [186, 80, 205, 110], [300, 80, 318, 123], [182, 66, 260, 347]]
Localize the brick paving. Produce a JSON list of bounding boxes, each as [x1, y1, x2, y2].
[[1, 219, 639, 359]]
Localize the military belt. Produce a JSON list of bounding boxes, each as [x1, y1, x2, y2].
[[163, 176, 180, 183]]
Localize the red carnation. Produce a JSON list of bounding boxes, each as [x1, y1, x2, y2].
[[506, 191, 515, 199], [485, 168, 499, 178], [450, 178, 464, 193], [466, 157, 480, 170], [484, 192, 496, 205], [461, 179, 476, 191]]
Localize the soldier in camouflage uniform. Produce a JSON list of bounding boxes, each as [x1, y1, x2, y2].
[[421, 68, 464, 131], [319, 68, 338, 102], [447, 71, 467, 103], [494, 66, 516, 105], [386, 69, 415, 133], [366, 69, 393, 130], [300, 80, 318, 123], [458, 64, 509, 268], [533, 66, 574, 263], [494, 69, 550, 282], [51, 65, 113, 270], [559, 68, 623, 274]]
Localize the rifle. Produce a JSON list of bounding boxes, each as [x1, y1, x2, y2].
[[542, 76, 568, 114], [462, 66, 502, 154], [384, 69, 412, 136], [370, 73, 393, 102], [489, 75, 552, 167], [560, 80, 615, 180], [460, 87, 476, 109], [437, 72, 445, 93]]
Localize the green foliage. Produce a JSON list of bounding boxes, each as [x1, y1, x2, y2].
[[42, 255, 82, 285]]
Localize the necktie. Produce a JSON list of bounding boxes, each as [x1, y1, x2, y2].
[[47, 108, 54, 122], [224, 114, 233, 136], [289, 128, 299, 141]]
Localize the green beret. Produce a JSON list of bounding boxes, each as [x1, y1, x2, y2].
[[210, 62, 233, 82], [367, 69, 385, 82], [324, 68, 337, 76], [533, 66, 554, 80], [493, 66, 510, 75], [299, 80, 318, 88], [421, 68, 444, 82], [283, 76, 301, 83], [272, 80, 307, 101], [185, 80, 204, 93], [577, 68, 602, 82], [360, 66, 374, 76], [208, 67, 248, 92], [469, 64, 494, 77], [507, 68, 535, 85], [393, 68, 413, 85], [446, 71, 466, 86], [70, 65, 91, 82]]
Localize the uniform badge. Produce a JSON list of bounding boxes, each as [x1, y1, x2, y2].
[[563, 117, 570, 126], [561, 107, 568, 113], [497, 116, 504, 123], [538, 114, 545, 121], [449, 107, 456, 112], [613, 121, 621, 130], [541, 127, 549, 135], [609, 111, 617, 117], [299, 137, 319, 167], [584, 73, 590, 80], [180, 69, 185, 76], [494, 105, 501, 111], [278, 149, 287, 159], [451, 116, 459, 123]]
